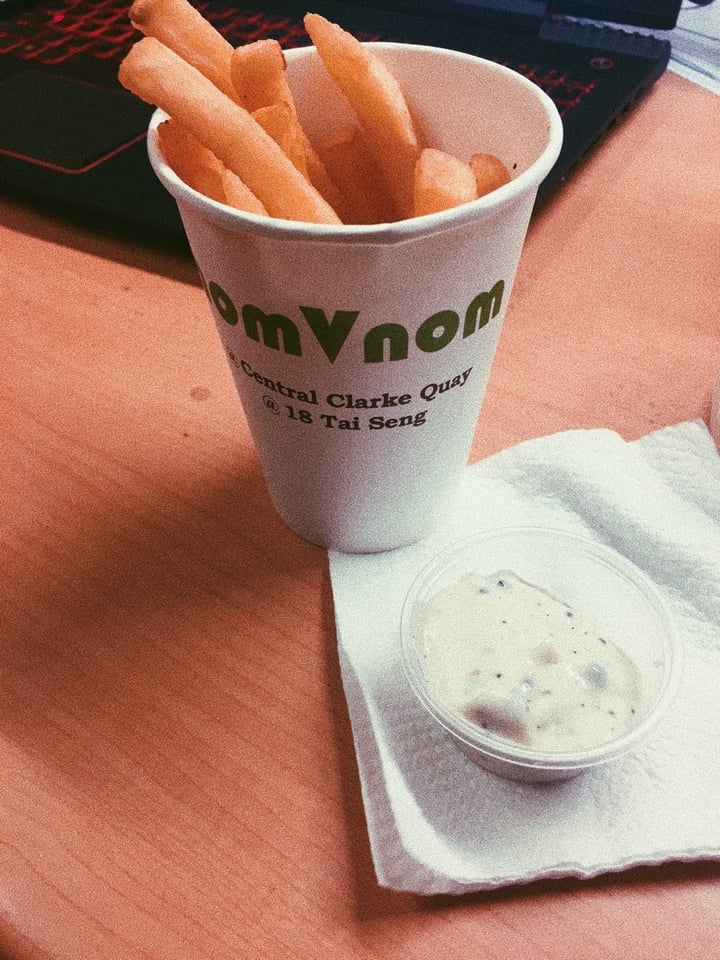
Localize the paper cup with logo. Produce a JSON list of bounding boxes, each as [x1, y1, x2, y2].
[[147, 43, 562, 553]]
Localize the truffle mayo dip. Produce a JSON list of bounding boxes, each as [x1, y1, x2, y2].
[[421, 570, 642, 751]]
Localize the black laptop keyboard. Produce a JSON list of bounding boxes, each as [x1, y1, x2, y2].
[[0, 0, 312, 64], [0, 0, 597, 117], [506, 62, 596, 117]]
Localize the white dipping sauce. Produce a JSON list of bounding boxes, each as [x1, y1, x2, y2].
[[421, 570, 642, 751]]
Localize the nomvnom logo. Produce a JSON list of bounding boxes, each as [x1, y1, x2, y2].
[[202, 276, 505, 364]]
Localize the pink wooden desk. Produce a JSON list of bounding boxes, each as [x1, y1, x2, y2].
[[1, 71, 719, 960]]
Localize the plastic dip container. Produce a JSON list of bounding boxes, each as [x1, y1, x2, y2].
[[401, 527, 681, 782]]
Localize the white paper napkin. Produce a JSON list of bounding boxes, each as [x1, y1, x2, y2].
[[328, 420, 720, 894]]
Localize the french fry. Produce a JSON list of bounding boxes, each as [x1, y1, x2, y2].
[[129, 0, 237, 102], [231, 37, 346, 217], [157, 118, 228, 203], [316, 125, 396, 225], [413, 148, 477, 217], [220, 168, 270, 216], [303, 148, 349, 221], [121, 9, 508, 225], [252, 102, 309, 178], [304, 12, 422, 220], [230, 39, 293, 113], [469, 152, 512, 198], [158, 118, 267, 215], [118, 38, 341, 224]]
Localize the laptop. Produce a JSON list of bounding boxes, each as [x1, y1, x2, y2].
[[0, 0, 683, 243]]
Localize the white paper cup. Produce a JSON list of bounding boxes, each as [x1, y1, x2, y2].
[[148, 43, 563, 552]]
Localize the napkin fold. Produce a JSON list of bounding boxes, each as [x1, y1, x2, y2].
[[328, 420, 720, 894]]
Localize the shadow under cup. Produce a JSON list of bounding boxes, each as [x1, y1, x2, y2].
[[147, 43, 563, 553]]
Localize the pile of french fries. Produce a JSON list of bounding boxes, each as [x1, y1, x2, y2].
[[119, 1, 511, 225]]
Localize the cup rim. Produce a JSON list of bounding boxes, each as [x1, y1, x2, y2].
[[146, 42, 564, 243], [400, 525, 682, 773]]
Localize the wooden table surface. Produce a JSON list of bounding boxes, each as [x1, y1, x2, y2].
[[1, 70, 719, 960]]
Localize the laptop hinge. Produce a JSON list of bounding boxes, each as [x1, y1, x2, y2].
[[540, 16, 672, 59], [547, 0, 681, 30], [453, 0, 546, 26], [376, 0, 547, 31]]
